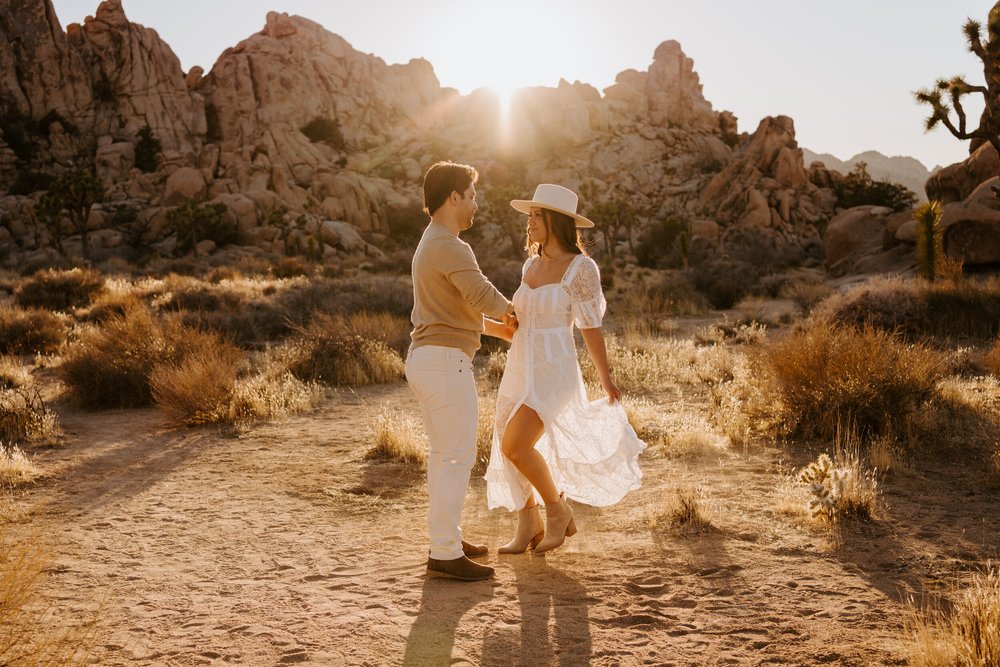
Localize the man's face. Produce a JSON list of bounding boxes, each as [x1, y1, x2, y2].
[[458, 184, 478, 230]]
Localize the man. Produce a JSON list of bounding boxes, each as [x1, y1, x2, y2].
[[406, 161, 516, 581]]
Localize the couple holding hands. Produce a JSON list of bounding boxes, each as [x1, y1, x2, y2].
[[405, 161, 646, 581]]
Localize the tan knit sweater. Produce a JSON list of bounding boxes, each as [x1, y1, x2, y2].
[[409, 223, 510, 359]]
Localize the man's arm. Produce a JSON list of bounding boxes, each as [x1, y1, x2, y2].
[[442, 240, 512, 319]]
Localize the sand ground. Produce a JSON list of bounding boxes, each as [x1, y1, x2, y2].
[[8, 361, 999, 666]]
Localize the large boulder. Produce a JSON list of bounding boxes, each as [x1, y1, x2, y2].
[[939, 177, 1000, 266], [824, 205, 893, 275], [925, 142, 1000, 204]]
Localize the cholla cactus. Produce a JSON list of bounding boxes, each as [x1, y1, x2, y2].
[[798, 453, 845, 520]]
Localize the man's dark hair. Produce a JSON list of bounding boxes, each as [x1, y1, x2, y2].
[[422, 161, 479, 216]]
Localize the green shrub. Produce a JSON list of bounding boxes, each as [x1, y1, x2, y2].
[[167, 201, 236, 253], [134, 126, 161, 173], [14, 268, 105, 311], [834, 162, 918, 212], [636, 217, 689, 269]]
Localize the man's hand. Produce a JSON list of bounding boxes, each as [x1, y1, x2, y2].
[[501, 311, 519, 331]]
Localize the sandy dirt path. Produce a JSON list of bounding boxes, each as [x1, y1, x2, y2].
[[12, 382, 999, 666]]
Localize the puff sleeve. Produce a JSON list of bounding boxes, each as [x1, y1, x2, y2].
[[565, 256, 606, 329]]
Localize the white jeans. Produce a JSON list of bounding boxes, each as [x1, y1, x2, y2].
[[405, 345, 478, 560]]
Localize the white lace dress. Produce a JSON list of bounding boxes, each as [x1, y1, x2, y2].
[[485, 254, 647, 511]]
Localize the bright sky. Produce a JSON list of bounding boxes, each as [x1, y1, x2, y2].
[[50, 0, 993, 170]]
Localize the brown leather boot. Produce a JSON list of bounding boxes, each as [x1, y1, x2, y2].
[[426, 556, 495, 581], [534, 492, 577, 554], [498, 504, 544, 554], [462, 540, 489, 559]]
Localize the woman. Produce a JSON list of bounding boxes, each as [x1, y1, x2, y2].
[[485, 184, 646, 554]]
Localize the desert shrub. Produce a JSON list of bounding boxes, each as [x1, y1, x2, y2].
[[814, 275, 1000, 340], [0, 306, 68, 355], [833, 162, 918, 212], [60, 307, 224, 409], [134, 125, 161, 173], [78, 290, 143, 323], [167, 201, 235, 253], [0, 357, 30, 390], [758, 323, 945, 441], [277, 275, 414, 321], [617, 271, 709, 335], [300, 117, 346, 149], [273, 256, 310, 279], [286, 314, 405, 387], [0, 445, 41, 489], [150, 338, 246, 425], [0, 386, 59, 448], [689, 258, 759, 309], [386, 203, 427, 248], [635, 216, 689, 269], [15, 268, 105, 310], [366, 408, 427, 467], [906, 567, 1000, 667]]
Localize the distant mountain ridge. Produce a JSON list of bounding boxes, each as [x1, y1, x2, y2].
[[802, 148, 934, 201]]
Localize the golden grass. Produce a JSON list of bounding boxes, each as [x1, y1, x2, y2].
[[366, 407, 428, 467], [0, 446, 41, 490], [0, 356, 31, 389], [286, 314, 405, 387], [477, 348, 508, 390], [647, 487, 713, 532], [225, 368, 321, 426], [0, 528, 94, 665], [905, 567, 1000, 667], [781, 279, 836, 316], [624, 397, 726, 459]]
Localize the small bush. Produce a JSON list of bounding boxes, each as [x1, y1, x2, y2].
[[15, 268, 106, 311], [689, 259, 759, 309], [0, 306, 68, 355], [134, 125, 161, 173], [635, 217, 689, 269], [987, 338, 1000, 377], [781, 279, 835, 316], [758, 323, 945, 441], [833, 162, 918, 212], [798, 450, 879, 523], [815, 275, 1000, 340], [286, 314, 405, 386], [150, 338, 246, 425], [0, 386, 59, 448], [905, 567, 1000, 667], [0, 445, 41, 489], [167, 201, 235, 253]]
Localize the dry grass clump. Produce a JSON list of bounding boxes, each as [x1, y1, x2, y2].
[[905, 567, 1000, 667], [0, 446, 41, 489], [150, 340, 246, 425], [478, 348, 508, 389], [61, 307, 231, 409], [815, 274, 1000, 340], [224, 358, 322, 426], [366, 408, 428, 467], [0, 305, 68, 355], [647, 487, 713, 532], [76, 289, 144, 323], [614, 270, 708, 337], [0, 357, 31, 389], [14, 268, 106, 311], [757, 323, 945, 442], [624, 397, 725, 459], [693, 321, 767, 347], [287, 313, 404, 386], [0, 386, 59, 448], [0, 528, 93, 665]]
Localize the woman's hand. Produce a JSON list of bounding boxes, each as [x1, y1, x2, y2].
[[601, 376, 621, 405]]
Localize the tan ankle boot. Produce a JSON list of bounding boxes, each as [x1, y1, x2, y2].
[[498, 504, 544, 554], [534, 493, 577, 554]]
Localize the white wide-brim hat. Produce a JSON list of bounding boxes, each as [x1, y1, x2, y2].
[[510, 184, 595, 228]]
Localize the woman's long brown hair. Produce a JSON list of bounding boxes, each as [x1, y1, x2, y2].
[[526, 209, 588, 257]]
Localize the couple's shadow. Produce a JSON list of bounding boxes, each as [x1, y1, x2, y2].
[[402, 555, 591, 666]]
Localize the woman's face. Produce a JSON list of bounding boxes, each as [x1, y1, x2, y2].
[[527, 208, 548, 245]]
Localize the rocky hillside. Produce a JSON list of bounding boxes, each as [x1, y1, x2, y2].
[[7, 0, 995, 276]]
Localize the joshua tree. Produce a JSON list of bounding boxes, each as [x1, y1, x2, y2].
[[37, 167, 104, 260], [588, 198, 637, 258], [914, 200, 944, 281], [915, 3, 1000, 162]]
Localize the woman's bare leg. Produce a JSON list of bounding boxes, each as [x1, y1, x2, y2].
[[501, 405, 560, 505]]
